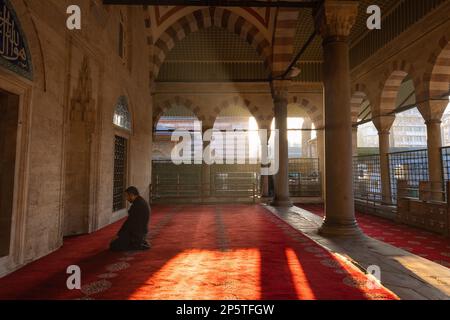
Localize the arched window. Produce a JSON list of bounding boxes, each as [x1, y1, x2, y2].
[[112, 96, 131, 213], [212, 105, 260, 163], [113, 96, 131, 131], [154, 104, 202, 161]]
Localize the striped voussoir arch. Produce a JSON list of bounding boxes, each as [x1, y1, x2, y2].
[[209, 96, 261, 126], [423, 35, 450, 101], [142, 6, 155, 86], [351, 84, 370, 124], [379, 60, 419, 114], [153, 96, 204, 127], [150, 7, 272, 82], [289, 96, 324, 129], [271, 8, 300, 77]]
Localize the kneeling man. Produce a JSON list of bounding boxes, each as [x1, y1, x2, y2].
[[110, 186, 151, 252]]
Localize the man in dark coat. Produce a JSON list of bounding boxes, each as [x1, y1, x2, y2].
[[110, 186, 151, 252]]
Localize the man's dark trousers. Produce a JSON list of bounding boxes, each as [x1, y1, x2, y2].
[[110, 196, 151, 252]]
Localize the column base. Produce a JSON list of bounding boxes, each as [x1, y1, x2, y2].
[[318, 219, 363, 237], [270, 198, 293, 207]]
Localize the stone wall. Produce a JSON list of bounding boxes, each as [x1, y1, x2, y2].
[[0, 0, 152, 276]]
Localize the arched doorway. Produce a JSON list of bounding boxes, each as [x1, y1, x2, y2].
[[210, 104, 261, 200], [383, 75, 428, 201], [267, 106, 321, 198], [152, 104, 203, 201]]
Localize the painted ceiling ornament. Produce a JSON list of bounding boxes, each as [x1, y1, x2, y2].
[[0, 0, 33, 79]]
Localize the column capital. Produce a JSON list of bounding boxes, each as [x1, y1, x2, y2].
[[425, 119, 442, 126], [372, 115, 396, 133], [258, 120, 272, 132], [270, 80, 291, 102], [314, 1, 359, 40], [418, 99, 448, 123]]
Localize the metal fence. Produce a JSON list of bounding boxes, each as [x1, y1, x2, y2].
[[151, 161, 203, 199], [151, 161, 259, 203], [288, 158, 321, 197], [441, 147, 450, 182], [353, 155, 382, 202], [210, 163, 261, 197], [441, 147, 450, 201], [388, 149, 429, 201]]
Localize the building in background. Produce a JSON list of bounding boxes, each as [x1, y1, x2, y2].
[[357, 108, 429, 152]]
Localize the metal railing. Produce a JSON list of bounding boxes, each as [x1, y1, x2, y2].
[[352, 149, 447, 206], [151, 160, 259, 203], [288, 158, 321, 197], [353, 154, 382, 203], [388, 149, 429, 202], [150, 181, 258, 204], [441, 146, 450, 192], [210, 163, 261, 195], [153, 147, 443, 205], [440, 146, 450, 201]]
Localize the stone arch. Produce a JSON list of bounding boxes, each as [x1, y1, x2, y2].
[[378, 60, 420, 116], [288, 96, 324, 129], [150, 7, 271, 81], [351, 83, 372, 124], [210, 96, 261, 129], [3, 0, 46, 89], [422, 35, 450, 101], [153, 96, 203, 127]]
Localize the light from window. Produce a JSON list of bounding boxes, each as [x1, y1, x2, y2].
[[113, 96, 131, 131]]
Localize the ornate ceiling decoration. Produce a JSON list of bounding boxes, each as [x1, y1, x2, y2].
[[151, 0, 445, 82], [154, 5, 272, 28]]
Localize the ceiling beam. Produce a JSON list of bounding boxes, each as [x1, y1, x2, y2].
[[103, 0, 321, 8]]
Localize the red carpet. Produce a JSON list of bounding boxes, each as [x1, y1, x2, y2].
[[0, 205, 397, 300], [296, 204, 450, 269]]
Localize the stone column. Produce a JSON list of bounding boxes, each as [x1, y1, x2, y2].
[[259, 124, 271, 198], [271, 80, 292, 207], [373, 115, 395, 204], [201, 125, 213, 199], [302, 119, 312, 158], [352, 127, 358, 156], [261, 167, 270, 198], [317, 129, 326, 200], [427, 119, 444, 200], [419, 100, 448, 201], [315, 1, 360, 236]]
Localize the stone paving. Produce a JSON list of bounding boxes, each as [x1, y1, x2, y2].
[[265, 205, 450, 300]]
